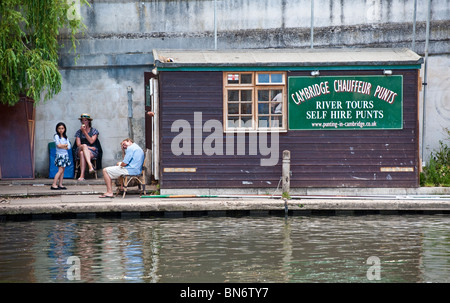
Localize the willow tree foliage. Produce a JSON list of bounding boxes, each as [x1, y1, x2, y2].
[[0, 0, 87, 106]]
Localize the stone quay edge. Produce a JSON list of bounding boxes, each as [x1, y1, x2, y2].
[[1, 179, 449, 217]]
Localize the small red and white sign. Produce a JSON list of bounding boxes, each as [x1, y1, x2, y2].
[[228, 74, 239, 81]]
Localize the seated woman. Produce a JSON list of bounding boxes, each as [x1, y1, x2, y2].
[[74, 113, 102, 180]]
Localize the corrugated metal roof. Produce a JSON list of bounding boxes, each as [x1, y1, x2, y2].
[[153, 48, 423, 69]]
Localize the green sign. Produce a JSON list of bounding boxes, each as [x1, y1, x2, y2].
[[288, 75, 403, 130]]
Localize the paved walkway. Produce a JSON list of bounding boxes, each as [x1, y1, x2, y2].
[[1, 179, 450, 218]]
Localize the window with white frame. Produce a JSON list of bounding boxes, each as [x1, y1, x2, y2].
[[223, 71, 287, 132]]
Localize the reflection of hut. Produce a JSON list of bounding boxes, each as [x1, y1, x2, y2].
[[148, 48, 423, 194]]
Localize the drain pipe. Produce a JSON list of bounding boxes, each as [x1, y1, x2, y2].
[[127, 86, 134, 140], [421, 0, 431, 165], [214, 0, 217, 49], [411, 0, 417, 51], [310, 0, 314, 48]]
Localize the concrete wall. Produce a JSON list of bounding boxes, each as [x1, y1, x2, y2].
[[420, 55, 450, 162], [35, 67, 146, 173], [34, 0, 450, 177]]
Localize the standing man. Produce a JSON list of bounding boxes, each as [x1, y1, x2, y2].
[[99, 138, 144, 198]]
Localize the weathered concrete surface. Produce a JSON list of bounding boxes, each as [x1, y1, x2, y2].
[[1, 180, 449, 217], [2, 195, 450, 216], [31, 0, 450, 178]]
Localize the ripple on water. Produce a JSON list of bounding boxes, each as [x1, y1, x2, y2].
[[0, 215, 449, 282]]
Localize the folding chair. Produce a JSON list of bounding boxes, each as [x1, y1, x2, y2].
[[74, 158, 98, 179], [121, 153, 147, 198]]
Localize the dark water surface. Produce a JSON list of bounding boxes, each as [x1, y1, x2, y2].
[[0, 214, 449, 283]]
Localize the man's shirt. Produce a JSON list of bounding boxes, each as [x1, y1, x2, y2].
[[123, 143, 144, 175]]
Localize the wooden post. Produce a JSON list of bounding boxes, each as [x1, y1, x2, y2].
[[282, 150, 290, 196]]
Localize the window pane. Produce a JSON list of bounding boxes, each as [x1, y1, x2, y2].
[[273, 103, 282, 114], [241, 90, 252, 101], [241, 116, 253, 127], [271, 74, 283, 83], [228, 90, 239, 101], [228, 103, 239, 114], [271, 90, 282, 100], [270, 117, 282, 127], [227, 74, 239, 84], [258, 74, 270, 83], [258, 103, 269, 114], [241, 103, 252, 114], [228, 117, 239, 128], [258, 90, 269, 101], [241, 73, 252, 84], [258, 116, 269, 127]]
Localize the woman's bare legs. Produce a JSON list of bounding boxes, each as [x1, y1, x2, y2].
[[77, 144, 94, 179], [78, 149, 86, 179]]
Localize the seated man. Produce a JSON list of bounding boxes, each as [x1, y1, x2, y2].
[[99, 138, 144, 198]]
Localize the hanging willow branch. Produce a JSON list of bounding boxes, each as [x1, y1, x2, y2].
[[0, 0, 88, 106]]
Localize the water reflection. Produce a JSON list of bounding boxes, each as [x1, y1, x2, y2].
[[0, 215, 449, 283]]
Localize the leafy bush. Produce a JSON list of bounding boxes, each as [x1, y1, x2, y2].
[[421, 139, 450, 187]]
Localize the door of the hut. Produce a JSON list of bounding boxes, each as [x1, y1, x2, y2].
[[144, 72, 160, 181], [0, 97, 35, 179]]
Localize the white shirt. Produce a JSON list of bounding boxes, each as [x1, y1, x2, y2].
[[54, 134, 71, 156]]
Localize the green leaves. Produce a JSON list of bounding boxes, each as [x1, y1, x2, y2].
[[25, 49, 62, 103], [0, 0, 87, 106], [421, 134, 450, 187]]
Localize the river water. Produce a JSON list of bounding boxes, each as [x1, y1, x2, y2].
[[0, 214, 449, 283]]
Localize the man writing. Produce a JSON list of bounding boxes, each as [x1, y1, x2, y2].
[[99, 138, 144, 198]]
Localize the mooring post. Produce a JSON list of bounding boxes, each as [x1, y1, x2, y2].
[[282, 150, 291, 217], [282, 150, 290, 196]]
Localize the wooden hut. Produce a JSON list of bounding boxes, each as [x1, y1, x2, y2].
[[147, 48, 423, 193]]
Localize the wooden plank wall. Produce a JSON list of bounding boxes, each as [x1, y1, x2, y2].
[[159, 69, 419, 189]]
